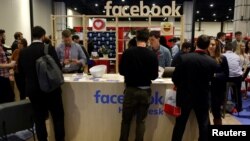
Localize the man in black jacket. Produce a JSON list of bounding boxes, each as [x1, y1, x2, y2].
[[18, 26, 65, 141], [72, 34, 90, 64], [119, 28, 158, 141], [171, 35, 217, 141]]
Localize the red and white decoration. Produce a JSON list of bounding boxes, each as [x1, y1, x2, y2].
[[93, 18, 107, 31], [163, 88, 181, 117]]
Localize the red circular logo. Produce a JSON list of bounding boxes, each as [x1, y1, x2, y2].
[[93, 19, 105, 30]]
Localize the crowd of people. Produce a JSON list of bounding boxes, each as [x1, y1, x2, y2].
[[0, 27, 90, 141], [1, 26, 250, 141], [123, 30, 250, 141]]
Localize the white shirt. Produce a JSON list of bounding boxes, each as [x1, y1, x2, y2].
[[32, 40, 43, 43], [223, 51, 243, 77]]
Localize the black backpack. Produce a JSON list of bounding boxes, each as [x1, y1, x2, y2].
[[36, 44, 64, 93]]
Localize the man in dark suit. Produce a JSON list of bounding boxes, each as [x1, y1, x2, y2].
[[171, 35, 217, 141], [72, 34, 90, 66], [18, 26, 65, 141], [232, 31, 245, 52]]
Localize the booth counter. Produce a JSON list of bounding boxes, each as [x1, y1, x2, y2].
[[49, 74, 198, 141]]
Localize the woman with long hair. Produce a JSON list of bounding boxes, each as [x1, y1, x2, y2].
[[207, 37, 229, 125], [243, 40, 250, 99], [236, 41, 249, 99], [11, 38, 28, 100]]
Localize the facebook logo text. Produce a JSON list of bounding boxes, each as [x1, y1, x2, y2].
[[94, 90, 164, 115]]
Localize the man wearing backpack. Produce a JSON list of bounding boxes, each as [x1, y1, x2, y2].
[[18, 26, 65, 141]]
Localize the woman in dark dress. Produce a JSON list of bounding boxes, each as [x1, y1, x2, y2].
[[207, 36, 229, 125]]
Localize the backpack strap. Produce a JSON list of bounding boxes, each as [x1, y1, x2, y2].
[[44, 44, 49, 55]]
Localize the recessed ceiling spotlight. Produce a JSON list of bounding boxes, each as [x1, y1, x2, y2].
[[152, 3, 155, 6], [229, 8, 232, 11], [95, 3, 98, 7], [74, 7, 77, 10], [128, 17, 131, 21], [122, 0, 125, 2], [201, 17, 204, 20], [197, 19, 200, 22], [226, 16, 229, 19], [103, 10, 106, 13], [210, 3, 214, 7], [213, 13, 216, 16], [214, 19, 217, 22], [196, 11, 200, 14]]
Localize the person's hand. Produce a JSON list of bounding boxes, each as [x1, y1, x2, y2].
[[71, 59, 80, 65], [9, 69, 14, 75], [64, 59, 70, 65], [9, 75, 14, 81], [173, 85, 177, 91]]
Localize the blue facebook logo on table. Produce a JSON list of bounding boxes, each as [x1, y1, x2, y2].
[[94, 90, 164, 115]]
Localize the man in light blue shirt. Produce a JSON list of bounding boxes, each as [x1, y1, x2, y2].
[[56, 30, 87, 73], [223, 42, 243, 112], [223, 44, 243, 77], [149, 30, 172, 68], [170, 37, 180, 58]]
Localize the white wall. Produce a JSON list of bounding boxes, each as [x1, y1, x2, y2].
[[195, 22, 233, 37], [33, 0, 53, 35], [0, 0, 31, 46], [67, 9, 83, 28]]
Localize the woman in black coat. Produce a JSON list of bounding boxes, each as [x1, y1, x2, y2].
[[207, 37, 229, 125]]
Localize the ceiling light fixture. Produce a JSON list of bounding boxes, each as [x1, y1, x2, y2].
[[226, 16, 229, 19], [122, 0, 125, 2], [210, 3, 214, 7], [95, 3, 98, 7], [196, 11, 199, 14], [229, 8, 232, 11], [74, 7, 77, 10], [214, 19, 217, 22], [201, 17, 204, 20], [152, 3, 155, 6], [213, 13, 216, 16]]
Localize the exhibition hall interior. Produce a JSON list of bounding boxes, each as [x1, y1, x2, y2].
[[0, 0, 250, 141]]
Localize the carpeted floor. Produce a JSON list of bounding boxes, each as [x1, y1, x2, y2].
[[232, 93, 250, 124]]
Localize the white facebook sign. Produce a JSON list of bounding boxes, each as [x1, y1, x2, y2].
[[105, 1, 182, 17]]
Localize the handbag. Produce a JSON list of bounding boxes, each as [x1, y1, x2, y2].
[[163, 88, 181, 117]]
